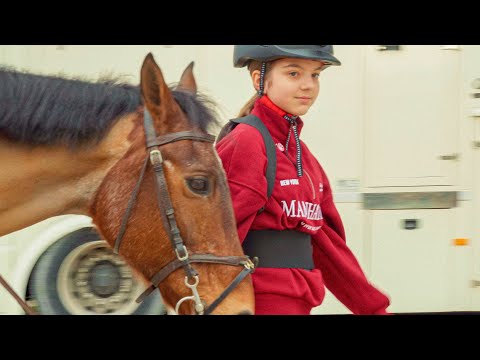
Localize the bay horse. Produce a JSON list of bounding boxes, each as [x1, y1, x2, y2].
[[0, 53, 255, 315]]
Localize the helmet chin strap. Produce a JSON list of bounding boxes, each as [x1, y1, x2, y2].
[[257, 62, 266, 96]]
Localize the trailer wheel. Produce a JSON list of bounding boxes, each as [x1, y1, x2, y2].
[[29, 228, 166, 315]]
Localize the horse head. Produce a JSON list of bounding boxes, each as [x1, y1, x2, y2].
[[92, 53, 255, 315]]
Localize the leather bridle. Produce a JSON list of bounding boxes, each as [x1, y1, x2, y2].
[[113, 108, 257, 315]]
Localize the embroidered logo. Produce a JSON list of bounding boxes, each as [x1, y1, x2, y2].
[[301, 221, 322, 231], [276, 143, 285, 152], [280, 179, 300, 186], [281, 200, 323, 220]]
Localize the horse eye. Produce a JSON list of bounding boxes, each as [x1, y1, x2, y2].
[[187, 178, 210, 195]]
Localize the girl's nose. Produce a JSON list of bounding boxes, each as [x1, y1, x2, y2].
[[300, 77, 315, 90]]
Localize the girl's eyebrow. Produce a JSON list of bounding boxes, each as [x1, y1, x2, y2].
[[282, 64, 323, 71], [282, 64, 302, 69]]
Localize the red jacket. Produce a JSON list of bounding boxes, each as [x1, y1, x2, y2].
[[216, 96, 390, 314]]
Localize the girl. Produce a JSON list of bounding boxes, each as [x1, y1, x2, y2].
[[216, 45, 390, 315]]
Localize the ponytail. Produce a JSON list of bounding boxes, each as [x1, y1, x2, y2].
[[217, 61, 272, 143], [237, 60, 271, 117], [237, 94, 258, 117]]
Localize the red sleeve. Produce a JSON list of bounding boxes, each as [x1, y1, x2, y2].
[[216, 125, 268, 243], [312, 164, 391, 315]]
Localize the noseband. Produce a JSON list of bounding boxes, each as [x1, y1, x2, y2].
[[113, 108, 256, 315]]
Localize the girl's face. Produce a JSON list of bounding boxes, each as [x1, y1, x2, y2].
[[253, 57, 324, 116]]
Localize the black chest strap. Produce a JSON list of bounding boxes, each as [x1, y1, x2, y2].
[[242, 230, 314, 270], [230, 115, 276, 213]]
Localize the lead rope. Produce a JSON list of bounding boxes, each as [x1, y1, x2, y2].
[[284, 115, 303, 177], [0, 274, 37, 315]]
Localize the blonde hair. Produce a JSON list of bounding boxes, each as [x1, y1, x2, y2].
[[237, 60, 272, 118]]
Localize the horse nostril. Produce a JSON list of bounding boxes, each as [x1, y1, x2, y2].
[[237, 310, 253, 315]]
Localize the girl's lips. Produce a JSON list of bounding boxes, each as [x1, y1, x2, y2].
[[296, 97, 312, 104]]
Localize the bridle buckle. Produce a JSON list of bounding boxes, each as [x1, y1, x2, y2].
[[175, 245, 189, 261], [149, 149, 163, 166]]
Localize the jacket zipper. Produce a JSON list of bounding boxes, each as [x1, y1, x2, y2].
[[284, 148, 316, 200]]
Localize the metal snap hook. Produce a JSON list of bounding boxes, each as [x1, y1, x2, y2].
[[184, 275, 199, 288], [174, 275, 204, 315]]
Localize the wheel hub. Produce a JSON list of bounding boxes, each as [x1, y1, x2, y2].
[[89, 261, 121, 297], [57, 241, 143, 315]]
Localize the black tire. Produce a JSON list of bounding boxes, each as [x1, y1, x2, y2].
[[29, 227, 166, 315]]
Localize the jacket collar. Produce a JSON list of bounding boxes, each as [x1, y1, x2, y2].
[[251, 95, 304, 142]]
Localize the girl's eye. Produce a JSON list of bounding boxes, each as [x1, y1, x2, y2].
[[289, 72, 298, 77], [312, 73, 320, 79], [187, 177, 210, 195]]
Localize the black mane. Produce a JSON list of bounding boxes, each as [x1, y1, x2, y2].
[[0, 68, 220, 148]]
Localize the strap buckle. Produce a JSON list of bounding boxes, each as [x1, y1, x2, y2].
[[150, 149, 163, 167]]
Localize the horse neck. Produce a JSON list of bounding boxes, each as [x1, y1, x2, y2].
[[0, 113, 139, 237]]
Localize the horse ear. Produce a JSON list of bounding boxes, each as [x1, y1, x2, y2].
[[177, 61, 197, 93], [140, 53, 175, 131]]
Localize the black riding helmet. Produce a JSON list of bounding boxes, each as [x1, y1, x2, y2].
[[233, 45, 341, 69]]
